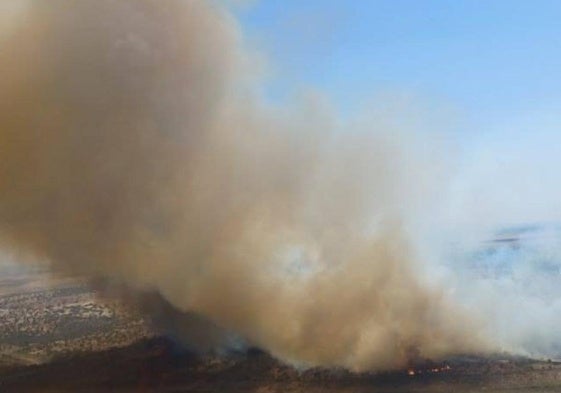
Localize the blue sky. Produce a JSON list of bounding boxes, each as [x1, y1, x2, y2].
[[236, 1, 561, 138], [234, 1, 561, 225]]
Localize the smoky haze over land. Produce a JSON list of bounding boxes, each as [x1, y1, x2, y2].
[[2, 0, 561, 372]]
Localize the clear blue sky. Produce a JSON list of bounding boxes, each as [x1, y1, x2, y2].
[[236, 1, 561, 138]]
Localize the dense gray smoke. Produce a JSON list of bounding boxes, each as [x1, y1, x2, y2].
[[0, 0, 487, 370]]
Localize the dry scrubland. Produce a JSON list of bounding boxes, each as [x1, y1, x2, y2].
[[1, 265, 561, 392], [2, 335, 561, 393], [0, 262, 152, 367]]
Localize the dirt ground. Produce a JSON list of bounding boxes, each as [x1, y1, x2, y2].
[[1, 336, 561, 393], [1, 263, 561, 393]]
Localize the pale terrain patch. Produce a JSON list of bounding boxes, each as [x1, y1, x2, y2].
[[0, 261, 152, 367]]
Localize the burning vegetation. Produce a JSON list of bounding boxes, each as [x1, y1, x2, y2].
[[1, 3, 561, 390], [0, 0, 487, 372]]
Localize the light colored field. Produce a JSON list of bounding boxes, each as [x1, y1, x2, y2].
[[0, 260, 153, 366]]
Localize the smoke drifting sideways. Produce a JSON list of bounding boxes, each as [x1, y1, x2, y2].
[[438, 130, 561, 361], [0, 0, 488, 371]]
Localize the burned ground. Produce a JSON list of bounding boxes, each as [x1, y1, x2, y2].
[[1, 266, 561, 392], [2, 335, 561, 393]]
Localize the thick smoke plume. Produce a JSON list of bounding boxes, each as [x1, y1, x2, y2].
[[0, 0, 486, 370]]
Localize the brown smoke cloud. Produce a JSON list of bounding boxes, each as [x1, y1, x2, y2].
[[0, 0, 487, 370]]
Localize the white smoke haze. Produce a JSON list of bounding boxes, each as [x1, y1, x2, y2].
[[431, 109, 561, 360], [1, 0, 560, 371], [437, 226, 561, 360]]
